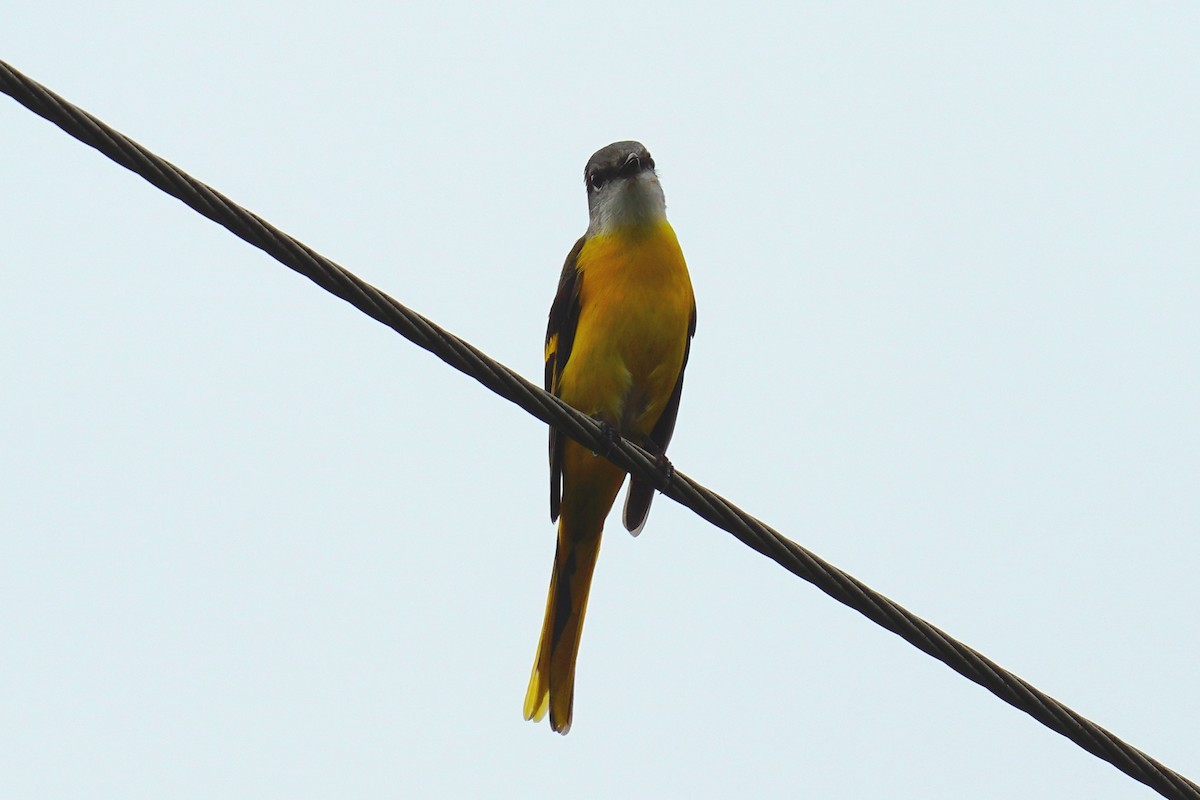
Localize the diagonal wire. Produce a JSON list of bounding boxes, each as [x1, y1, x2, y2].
[[2, 58, 1196, 800]]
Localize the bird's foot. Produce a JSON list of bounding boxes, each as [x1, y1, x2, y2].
[[653, 450, 676, 492], [592, 420, 621, 457]]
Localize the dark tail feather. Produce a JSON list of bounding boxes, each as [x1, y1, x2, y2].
[[622, 480, 655, 536]]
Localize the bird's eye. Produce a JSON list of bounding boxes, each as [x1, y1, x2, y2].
[[588, 172, 606, 191], [645, 156, 655, 171]]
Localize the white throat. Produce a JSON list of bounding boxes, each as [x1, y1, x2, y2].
[[587, 171, 667, 235]]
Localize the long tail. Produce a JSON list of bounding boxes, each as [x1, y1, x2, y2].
[[523, 522, 603, 735]]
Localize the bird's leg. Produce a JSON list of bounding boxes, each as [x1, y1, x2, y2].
[[635, 436, 675, 492]]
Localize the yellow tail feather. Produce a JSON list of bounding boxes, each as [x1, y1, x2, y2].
[[524, 525, 602, 734]]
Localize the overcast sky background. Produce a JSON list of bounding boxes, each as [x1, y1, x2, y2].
[[3, 4, 1198, 798]]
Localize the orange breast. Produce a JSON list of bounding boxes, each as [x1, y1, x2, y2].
[[558, 220, 694, 436]]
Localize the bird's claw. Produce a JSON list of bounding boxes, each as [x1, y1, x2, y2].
[[592, 420, 620, 457], [654, 451, 675, 492]]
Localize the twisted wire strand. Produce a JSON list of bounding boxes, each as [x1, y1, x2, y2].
[[3, 59, 1195, 800]]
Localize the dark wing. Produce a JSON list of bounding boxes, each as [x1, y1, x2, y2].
[[622, 302, 697, 534], [547, 236, 586, 521]]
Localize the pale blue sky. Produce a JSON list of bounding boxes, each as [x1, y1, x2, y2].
[[3, 4, 1198, 798]]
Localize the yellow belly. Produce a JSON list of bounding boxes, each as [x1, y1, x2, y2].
[[558, 220, 694, 438]]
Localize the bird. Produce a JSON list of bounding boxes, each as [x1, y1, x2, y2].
[[524, 141, 696, 734]]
